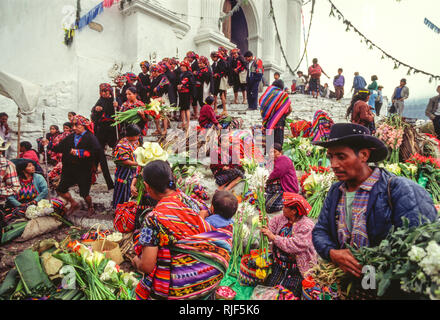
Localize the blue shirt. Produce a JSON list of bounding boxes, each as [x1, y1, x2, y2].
[[395, 87, 403, 100], [73, 131, 87, 147], [206, 214, 233, 228], [353, 76, 367, 90]]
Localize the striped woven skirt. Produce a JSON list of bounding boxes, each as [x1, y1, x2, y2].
[[112, 165, 136, 209], [135, 250, 223, 300]]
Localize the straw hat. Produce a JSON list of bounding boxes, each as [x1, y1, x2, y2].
[[0, 136, 11, 151]]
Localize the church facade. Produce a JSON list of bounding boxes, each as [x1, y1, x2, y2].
[[0, 0, 302, 153]]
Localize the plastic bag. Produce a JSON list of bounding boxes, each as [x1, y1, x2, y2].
[[250, 285, 279, 300]]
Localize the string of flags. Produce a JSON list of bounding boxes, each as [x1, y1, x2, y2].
[[424, 18, 440, 34], [327, 0, 440, 83], [63, 0, 120, 46]]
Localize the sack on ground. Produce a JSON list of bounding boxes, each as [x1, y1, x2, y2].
[[20, 217, 62, 241]]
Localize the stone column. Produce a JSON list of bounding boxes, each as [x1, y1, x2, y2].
[[262, 0, 275, 63], [261, 0, 283, 83], [194, 0, 235, 57], [285, 0, 302, 75], [199, 0, 220, 32]]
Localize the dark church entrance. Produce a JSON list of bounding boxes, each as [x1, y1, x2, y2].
[[222, 0, 249, 53]]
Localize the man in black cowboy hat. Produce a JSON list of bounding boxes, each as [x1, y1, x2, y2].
[[312, 123, 437, 278]]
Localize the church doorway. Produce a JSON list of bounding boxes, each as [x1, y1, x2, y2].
[[222, 0, 249, 53]]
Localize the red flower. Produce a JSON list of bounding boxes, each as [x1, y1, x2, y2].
[[302, 276, 316, 289]]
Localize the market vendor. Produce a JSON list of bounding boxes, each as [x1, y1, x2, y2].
[[265, 143, 299, 213], [6, 159, 48, 209], [261, 192, 317, 297], [4, 158, 64, 222], [312, 123, 437, 278], [132, 160, 232, 300]]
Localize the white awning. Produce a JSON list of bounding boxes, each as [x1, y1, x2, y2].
[[0, 70, 40, 114]]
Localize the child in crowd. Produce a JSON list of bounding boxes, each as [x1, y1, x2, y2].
[[68, 112, 76, 122], [291, 80, 296, 94], [177, 61, 194, 131], [198, 96, 222, 130], [322, 83, 330, 99], [203, 190, 238, 229], [296, 71, 306, 94], [19, 141, 40, 164], [272, 72, 285, 90]]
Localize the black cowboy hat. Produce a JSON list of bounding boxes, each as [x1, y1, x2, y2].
[[312, 123, 388, 163]]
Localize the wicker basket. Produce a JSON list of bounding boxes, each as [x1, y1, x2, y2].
[[215, 286, 236, 300], [239, 254, 266, 287]]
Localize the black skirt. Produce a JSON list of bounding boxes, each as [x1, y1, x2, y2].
[[179, 92, 191, 111]]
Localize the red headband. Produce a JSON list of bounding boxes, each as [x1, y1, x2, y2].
[[283, 193, 312, 216]]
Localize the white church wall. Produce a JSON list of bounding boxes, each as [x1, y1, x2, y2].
[[0, 0, 302, 156]]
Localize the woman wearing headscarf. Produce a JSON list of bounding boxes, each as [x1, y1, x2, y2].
[[37, 125, 60, 165], [149, 64, 172, 136], [42, 115, 101, 216], [211, 51, 228, 113], [91, 83, 117, 150], [177, 61, 195, 131], [230, 48, 248, 105], [261, 192, 317, 297], [192, 56, 213, 119], [119, 72, 140, 106], [132, 160, 231, 300], [265, 143, 299, 213], [138, 61, 151, 104], [164, 58, 179, 109], [119, 86, 146, 137], [47, 122, 72, 189], [112, 124, 141, 209], [49, 122, 72, 164]]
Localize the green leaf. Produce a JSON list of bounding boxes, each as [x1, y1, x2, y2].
[[377, 270, 392, 296]]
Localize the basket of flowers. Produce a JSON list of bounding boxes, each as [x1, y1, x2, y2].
[[215, 286, 236, 300], [239, 249, 271, 286]]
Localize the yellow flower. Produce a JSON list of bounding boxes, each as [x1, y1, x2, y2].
[[150, 142, 168, 160], [407, 164, 418, 176], [385, 163, 401, 175], [134, 142, 168, 167], [255, 256, 267, 268], [134, 147, 148, 166], [150, 99, 161, 110], [255, 268, 267, 280]]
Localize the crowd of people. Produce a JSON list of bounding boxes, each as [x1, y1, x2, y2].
[[1, 49, 439, 300]]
